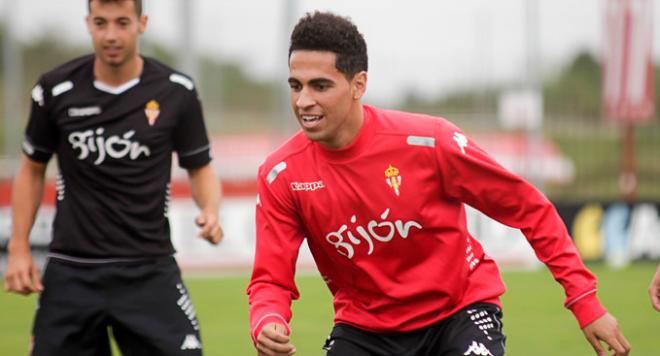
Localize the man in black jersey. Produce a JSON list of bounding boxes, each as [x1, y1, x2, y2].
[[3, 1, 222, 355]]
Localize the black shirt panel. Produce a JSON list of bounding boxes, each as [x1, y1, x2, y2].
[[22, 55, 212, 258]]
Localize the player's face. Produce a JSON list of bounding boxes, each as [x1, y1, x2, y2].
[[288, 50, 367, 149], [86, 0, 147, 68]]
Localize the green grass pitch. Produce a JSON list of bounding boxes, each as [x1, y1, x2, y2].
[[1, 263, 657, 355]]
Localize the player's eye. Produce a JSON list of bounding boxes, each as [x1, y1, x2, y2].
[[313, 82, 332, 91], [288, 82, 302, 91]]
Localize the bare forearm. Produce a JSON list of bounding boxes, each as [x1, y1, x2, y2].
[[188, 164, 221, 214], [10, 157, 47, 250]]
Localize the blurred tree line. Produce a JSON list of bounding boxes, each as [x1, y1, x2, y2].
[[401, 51, 658, 121], [0, 24, 280, 137], [1, 25, 659, 200], [1, 25, 659, 135]]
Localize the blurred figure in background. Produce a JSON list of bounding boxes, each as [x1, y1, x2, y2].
[[650, 263, 660, 311], [247, 11, 630, 356], [3, 0, 222, 355]]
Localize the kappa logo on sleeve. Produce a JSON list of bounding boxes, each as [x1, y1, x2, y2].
[[453, 132, 468, 154]]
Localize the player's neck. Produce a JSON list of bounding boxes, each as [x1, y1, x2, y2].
[[94, 55, 144, 87], [323, 103, 365, 149]]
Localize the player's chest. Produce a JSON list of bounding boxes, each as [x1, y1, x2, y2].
[[289, 148, 440, 227], [54, 87, 179, 131], [54, 90, 180, 154], [287, 153, 442, 259]]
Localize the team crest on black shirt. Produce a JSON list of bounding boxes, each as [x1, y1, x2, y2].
[[145, 100, 160, 126]]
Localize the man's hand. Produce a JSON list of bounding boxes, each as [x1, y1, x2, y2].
[[195, 211, 223, 245], [3, 242, 43, 295], [256, 323, 296, 356], [650, 263, 660, 311], [581, 313, 630, 356]]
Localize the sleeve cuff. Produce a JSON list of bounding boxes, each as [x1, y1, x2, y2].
[[178, 146, 212, 169], [22, 140, 53, 163], [566, 291, 607, 328], [251, 313, 291, 343]]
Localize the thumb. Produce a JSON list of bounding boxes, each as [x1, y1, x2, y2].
[[31, 266, 43, 292], [196, 214, 206, 226]]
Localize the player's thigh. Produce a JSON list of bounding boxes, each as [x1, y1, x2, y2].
[[110, 258, 203, 356], [430, 303, 506, 356], [32, 260, 111, 356]]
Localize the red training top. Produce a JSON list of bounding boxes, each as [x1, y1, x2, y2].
[[247, 105, 606, 342]]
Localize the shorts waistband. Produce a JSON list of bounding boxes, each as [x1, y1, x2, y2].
[[47, 252, 174, 266]]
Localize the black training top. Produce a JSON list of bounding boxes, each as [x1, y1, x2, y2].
[[23, 54, 212, 258]]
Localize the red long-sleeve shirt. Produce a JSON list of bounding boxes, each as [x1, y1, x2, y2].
[[247, 104, 606, 341]]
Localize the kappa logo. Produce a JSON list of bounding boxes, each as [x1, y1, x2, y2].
[[180, 334, 202, 350], [384, 164, 402, 196], [290, 180, 325, 192], [145, 100, 161, 126], [453, 131, 468, 154], [463, 341, 494, 356], [68, 106, 102, 117]]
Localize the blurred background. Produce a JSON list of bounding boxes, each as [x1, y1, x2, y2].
[[0, 0, 658, 268], [0, 1, 659, 355]]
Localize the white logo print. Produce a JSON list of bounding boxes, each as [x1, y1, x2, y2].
[[463, 341, 493, 356], [290, 180, 325, 191], [325, 208, 422, 258], [453, 132, 468, 154], [176, 283, 200, 331], [68, 106, 102, 117], [68, 127, 151, 165], [180, 334, 202, 350], [32, 85, 44, 107]]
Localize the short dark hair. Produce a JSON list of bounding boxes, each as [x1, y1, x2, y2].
[[289, 11, 368, 80], [88, 0, 143, 17]]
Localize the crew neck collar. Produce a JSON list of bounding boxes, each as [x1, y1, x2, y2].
[[92, 56, 145, 95]]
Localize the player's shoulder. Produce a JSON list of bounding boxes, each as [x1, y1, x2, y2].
[[258, 131, 311, 179], [368, 104, 458, 137], [142, 56, 196, 92], [38, 54, 94, 88], [31, 54, 94, 106]]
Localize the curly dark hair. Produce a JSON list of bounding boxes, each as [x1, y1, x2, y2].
[[289, 11, 368, 80]]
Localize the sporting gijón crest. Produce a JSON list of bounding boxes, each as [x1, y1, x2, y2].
[[144, 99, 160, 126]]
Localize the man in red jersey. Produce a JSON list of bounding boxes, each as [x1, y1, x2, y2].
[[248, 11, 630, 356]]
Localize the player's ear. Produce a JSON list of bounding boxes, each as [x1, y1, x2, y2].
[[351, 71, 368, 100], [138, 15, 148, 34]]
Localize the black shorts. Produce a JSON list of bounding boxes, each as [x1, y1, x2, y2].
[[323, 303, 505, 356], [31, 256, 203, 356]]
